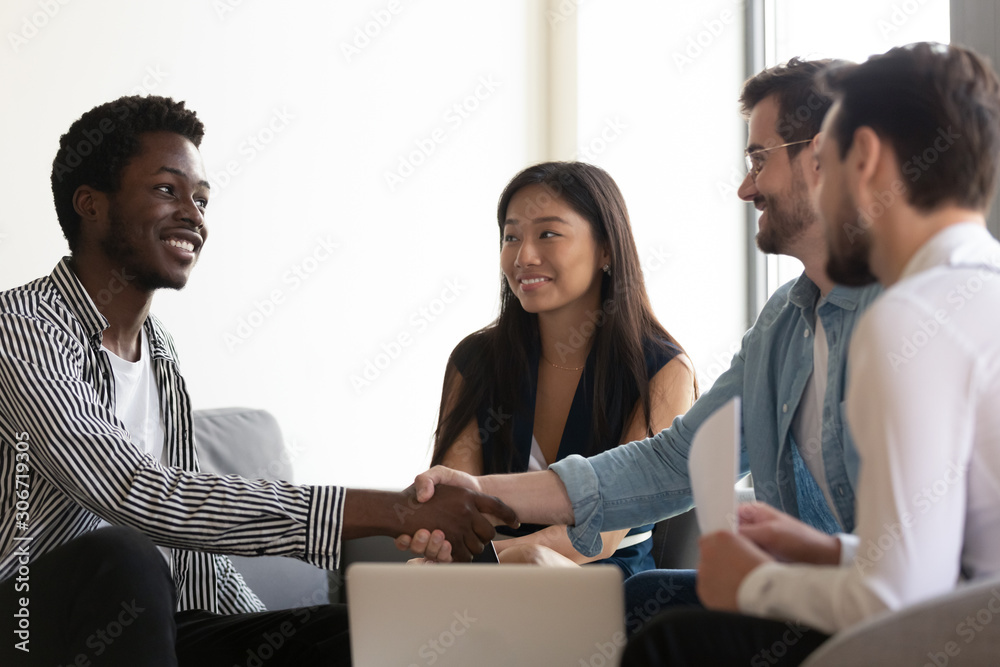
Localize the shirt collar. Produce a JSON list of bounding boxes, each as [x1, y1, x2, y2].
[[49, 257, 174, 361], [787, 271, 868, 313], [50, 257, 108, 352], [899, 222, 1000, 281]]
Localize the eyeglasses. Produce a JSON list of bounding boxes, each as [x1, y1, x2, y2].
[[744, 139, 813, 181]]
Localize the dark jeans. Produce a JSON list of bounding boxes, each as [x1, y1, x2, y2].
[[624, 569, 701, 636], [0, 526, 350, 666], [621, 608, 830, 667]]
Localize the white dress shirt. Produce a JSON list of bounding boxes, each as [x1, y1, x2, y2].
[[738, 222, 1000, 634]]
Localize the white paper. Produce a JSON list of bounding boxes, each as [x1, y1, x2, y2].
[[688, 397, 741, 534]]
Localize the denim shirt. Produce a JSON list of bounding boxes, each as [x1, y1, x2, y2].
[[549, 275, 882, 558]]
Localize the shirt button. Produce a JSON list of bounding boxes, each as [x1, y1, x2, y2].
[[804, 329, 811, 338], [782, 404, 788, 413], [838, 487, 846, 496]]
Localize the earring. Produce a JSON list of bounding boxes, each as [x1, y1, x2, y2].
[[603, 264, 611, 275]]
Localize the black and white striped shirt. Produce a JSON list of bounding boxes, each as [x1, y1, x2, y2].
[[0, 259, 345, 613]]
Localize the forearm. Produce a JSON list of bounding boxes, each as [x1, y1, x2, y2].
[[495, 526, 628, 563], [341, 488, 412, 540], [477, 470, 574, 526]]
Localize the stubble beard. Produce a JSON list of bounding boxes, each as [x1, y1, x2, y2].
[[755, 165, 814, 256], [99, 203, 187, 292]]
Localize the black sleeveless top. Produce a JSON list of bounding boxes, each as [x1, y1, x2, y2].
[[451, 333, 681, 576]]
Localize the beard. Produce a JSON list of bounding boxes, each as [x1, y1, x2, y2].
[[755, 165, 814, 255], [99, 203, 187, 292], [824, 191, 879, 287]]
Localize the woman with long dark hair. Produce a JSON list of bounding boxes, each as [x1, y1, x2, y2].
[[432, 161, 696, 575]]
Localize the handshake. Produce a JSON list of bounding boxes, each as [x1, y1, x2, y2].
[[347, 466, 519, 563]]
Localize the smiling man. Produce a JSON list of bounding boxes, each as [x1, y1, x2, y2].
[[621, 42, 1000, 666], [0, 96, 516, 667]]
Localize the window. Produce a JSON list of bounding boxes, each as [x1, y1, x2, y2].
[[756, 0, 951, 298]]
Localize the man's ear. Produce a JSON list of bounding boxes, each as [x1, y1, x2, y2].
[[848, 127, 882, 199], [72, 185, 107, 222]]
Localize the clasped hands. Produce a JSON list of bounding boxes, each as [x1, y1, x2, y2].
[[395, 466, 515, 563], [695, 502, 842, 611]]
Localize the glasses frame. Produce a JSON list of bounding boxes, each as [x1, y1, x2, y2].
[[744, 139, 813, 181]]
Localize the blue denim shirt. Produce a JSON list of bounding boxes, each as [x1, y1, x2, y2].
[[549, 275, 882, 558]]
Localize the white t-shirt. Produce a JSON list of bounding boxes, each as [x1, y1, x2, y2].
[[98, 328, 169, 562], [792, 308, 836, 515], [738, 223, 1000, 634]]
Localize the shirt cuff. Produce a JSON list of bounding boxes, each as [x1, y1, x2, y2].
[[737, 561, 786, 618], [837, 533, 860, 567], [548, 454, 605, 558], [305, 485, 346, 570]]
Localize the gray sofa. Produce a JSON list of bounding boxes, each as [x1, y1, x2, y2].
[[193, 407, 332, 610], [801, 574, 1000, 666]]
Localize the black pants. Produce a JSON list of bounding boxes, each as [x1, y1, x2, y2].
[[0, 526, 350, 666], [621, 608, 830, 667]]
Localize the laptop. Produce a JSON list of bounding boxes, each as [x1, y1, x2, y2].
[[346, 563, 625, 666]]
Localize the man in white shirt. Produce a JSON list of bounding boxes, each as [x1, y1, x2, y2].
[[620, 41, 1000, 665]]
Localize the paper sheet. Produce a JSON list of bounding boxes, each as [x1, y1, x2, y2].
[[688, 397, 741, 534]]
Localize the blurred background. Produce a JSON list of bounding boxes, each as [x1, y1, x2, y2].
[[0, 0, 968, 488]]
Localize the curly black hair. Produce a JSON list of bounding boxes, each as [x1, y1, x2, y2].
[[50, 95, 205, 252]]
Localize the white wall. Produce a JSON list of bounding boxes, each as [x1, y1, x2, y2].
[[0, 0, 749, 488], [577, 0, 749, 389]]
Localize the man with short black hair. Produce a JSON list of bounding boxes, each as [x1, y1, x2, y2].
[[622, 41, 1000, 666], [0, 95, 517, 666]]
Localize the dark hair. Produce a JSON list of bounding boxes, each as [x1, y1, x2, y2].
[[51, 95, 205, 251], [820, 42, 1000, 213], [432, 162, 695, 472], [740, 57, 843, 159]]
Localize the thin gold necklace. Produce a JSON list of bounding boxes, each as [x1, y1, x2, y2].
[[542, 356, 585, 372]]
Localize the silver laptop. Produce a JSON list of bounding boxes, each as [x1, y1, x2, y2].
[[347, 563, 625, 666]]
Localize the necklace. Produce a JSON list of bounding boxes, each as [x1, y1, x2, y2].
[[542, 356, 585, 372]]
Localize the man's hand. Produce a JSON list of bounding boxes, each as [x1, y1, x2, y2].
[[412, 465, 482, 502], [696, 531, 772, 611], [396, 466, 491, 561], [394, 483, 517, 563], [738, 502, 841, 565]]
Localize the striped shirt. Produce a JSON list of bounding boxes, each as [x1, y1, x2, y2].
[[0, 258, 345, 613]]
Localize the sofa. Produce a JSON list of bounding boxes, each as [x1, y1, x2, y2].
[[192, 407, 333, 610]]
